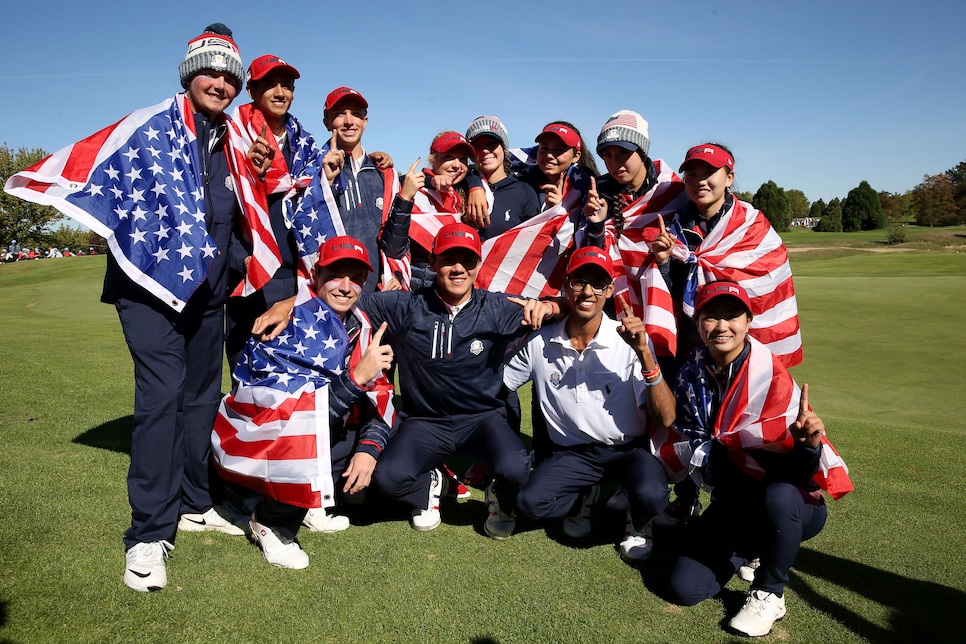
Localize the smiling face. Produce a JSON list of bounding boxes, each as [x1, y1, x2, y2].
[[429, 248, 480, 306], [431, 151, 469, 185], [536, 134, 579, 181], [696, 298, 751, 368], [470, 135, 507, 182], [186, 71, 238, 117], [565, 265, 614, 325], [312, 259, 369, 319], [600, 145, 648, 191], [248, 70, 295, 130], [683, 159, 735, 217], [324, 97, 368, 152]]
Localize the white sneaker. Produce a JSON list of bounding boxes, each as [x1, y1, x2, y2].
[[178, 506, 246, 536], [302, 509, 351, 533], [738, 557, 761, 583], [483, 481, 515, 540], [411, 469, 445, 532], [605, 486, 630, 511], [249, 516, 309, 569], [563, 485, 599, 539], [619, 512, 654, 562], [729, 589, 786, 637], [124, 540, 173, 592]]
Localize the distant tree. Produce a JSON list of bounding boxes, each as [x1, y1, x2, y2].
[[733, 189, 755, 203], [786, 189, 810, 223], [946, 160, 966, 223], [879, 191, 915, 224], [842, 180, 885, 231], [809, 199, 826, 221], [752, 181, 791, 232], [46, 224, 96, 253], [0, 143, 63, 247], [814, 198, 843, 232], [913, 173, 958, 227]]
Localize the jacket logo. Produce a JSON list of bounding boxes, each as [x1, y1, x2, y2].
[[469, 339, 484, 356]]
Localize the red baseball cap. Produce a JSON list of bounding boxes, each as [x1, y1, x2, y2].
[[535, 123, 581, 152], [315, 235, 373, 271], [679, 144, 734, 173], [693, 281, 752, 315], [324, 86, 368, 112], [432, 223, 482, 258], [430, 131, 475, 159], [246, 54, 300, 83], [566, 247, 613, 277]]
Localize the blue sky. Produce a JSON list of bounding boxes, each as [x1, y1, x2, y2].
[[2, 0, 962, 204]]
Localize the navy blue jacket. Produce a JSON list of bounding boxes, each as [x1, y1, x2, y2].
[[478, 174, 539, 240], [359, 287, 530, 417]]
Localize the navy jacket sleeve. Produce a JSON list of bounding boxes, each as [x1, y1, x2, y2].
[[379, 195, 412, 259]]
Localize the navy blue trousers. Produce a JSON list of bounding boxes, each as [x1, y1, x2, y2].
[[374, 409, 530, 511], [668, 481, 828, 603], [116, 298, 224, 548], [516, 441, 669, 527]]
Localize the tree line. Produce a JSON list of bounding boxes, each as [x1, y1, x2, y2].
[[2, 143, 964, 252], [736, 160, 966, 234]]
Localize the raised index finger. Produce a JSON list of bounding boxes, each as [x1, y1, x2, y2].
[[260, 124, 268, 140], [407, 158, 422, 175], [658, 213, 667, 235], [371, 321, 388, 345], [798, 383, 810, 419], [617, 293, 633, 317], [330, 130, 338, 151], [589, 176, 597, 197]]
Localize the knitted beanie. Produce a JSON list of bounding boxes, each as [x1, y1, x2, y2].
[[179, 23, 244, 90], [596, 110, 650, 157], [465, 115, 509, 151]]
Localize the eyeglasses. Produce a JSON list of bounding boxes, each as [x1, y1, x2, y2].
[[566, 276, 612, 295]]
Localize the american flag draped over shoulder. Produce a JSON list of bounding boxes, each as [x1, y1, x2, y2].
[[652, 337, 853, 499], [232, 104, 322, 247], [586, 159, 689, 357], [407, 174, 467, 252], [3, 94, 277, 311], [285, 150, 344, 274], [673, 198, 802, 367], [476, 164, 591, 297], [232, 103, 322, 199], [212, 281, 347, 509]]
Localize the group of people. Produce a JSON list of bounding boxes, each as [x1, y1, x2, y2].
[[2, 242, 96, 262], [4, 22, 854, 639]]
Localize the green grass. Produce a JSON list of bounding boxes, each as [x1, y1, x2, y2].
[[1, 250, 965, 643]]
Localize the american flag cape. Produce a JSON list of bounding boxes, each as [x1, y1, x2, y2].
[[580, 159, 689, 357], [292, 142, 408, 288], [671, 198, 802, 367], [407, 175, 495, 251], [407, 173, 467, 250], [212, 281, 395, 509], [232, 104, 323, 263], [651, 337, 853, 499], [3, 94, 278, 311], [475, 164, 592, 297]]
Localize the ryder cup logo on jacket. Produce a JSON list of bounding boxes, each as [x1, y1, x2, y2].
[[470, 339, 484, 356]]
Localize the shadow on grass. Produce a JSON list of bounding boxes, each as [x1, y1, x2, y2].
[[71, 416, 133, 455], [791, 547, 966, 642], [634, 537, 966, 642]]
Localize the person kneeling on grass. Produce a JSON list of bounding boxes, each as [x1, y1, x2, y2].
[[503, 248, 675, 558], [359, 223, 559, 537], [658, 281, 853, 637], [212, 236, 395, 568]]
